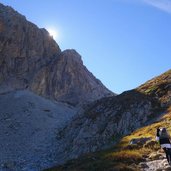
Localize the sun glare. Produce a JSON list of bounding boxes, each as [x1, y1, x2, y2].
[[47, 28, 58, 39]]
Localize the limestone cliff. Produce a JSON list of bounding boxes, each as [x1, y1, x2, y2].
[[0, 3, 113, 105], [30, 49, 112, 105], [0, 3, 61, 89]]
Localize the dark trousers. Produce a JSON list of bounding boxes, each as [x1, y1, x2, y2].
[[163, 147, 171, 164]]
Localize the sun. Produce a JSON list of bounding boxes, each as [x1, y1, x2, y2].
[[47, 28, 58, 39]]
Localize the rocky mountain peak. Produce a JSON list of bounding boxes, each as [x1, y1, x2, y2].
[[61, 49, 83, 65], [0, 3, 60, 59], [0, 3, 113, 105]]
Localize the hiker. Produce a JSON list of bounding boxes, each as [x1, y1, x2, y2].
[[156, 127, 171, 165]]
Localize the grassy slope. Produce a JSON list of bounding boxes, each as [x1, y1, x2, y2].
[[45, 107, 171, 171], [45, 70, 171, 171]]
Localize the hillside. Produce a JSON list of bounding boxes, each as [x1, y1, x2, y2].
[[45, 69, 171, 170], [46, 107, 171, 171], [0, 90, 77, 171]]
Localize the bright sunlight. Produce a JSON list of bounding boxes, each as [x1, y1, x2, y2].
[[47, 28, 58, 40]]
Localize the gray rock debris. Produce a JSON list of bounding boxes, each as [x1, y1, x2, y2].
[[139, 159, 171, 171], [0, 90, 77, 171]]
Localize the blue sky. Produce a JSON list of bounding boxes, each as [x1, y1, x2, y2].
[[1, 0, 171, 94]]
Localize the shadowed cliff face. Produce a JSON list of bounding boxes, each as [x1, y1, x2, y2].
[[0, 3, 113, 105]]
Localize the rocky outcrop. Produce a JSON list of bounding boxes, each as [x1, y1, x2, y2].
[[0, 3, 60, 86], [0, 3, 113, 105], [55, 70, 171, 162], [56, 91, 161, 160], [139, 159, 171, 171], [31, 49, 112, 105]]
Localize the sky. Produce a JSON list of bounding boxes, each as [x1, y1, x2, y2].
[[1, 0, 171, 94]]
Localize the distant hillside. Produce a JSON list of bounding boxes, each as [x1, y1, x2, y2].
[[0, 3, 113, 106], [46, 69, 171, 170]]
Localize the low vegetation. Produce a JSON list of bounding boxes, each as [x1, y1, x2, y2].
[[45, 70, 171, 170], [45, 106, 171, 171]]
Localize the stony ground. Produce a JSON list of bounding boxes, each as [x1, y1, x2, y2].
[[0, 90, 77, 171], [140, 159, 171, 171], [139, 152, 171, 171]]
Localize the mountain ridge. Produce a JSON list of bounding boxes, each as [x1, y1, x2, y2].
[[0, 3, 113, 106], [49, 69, 171, 168], [45, 69, 171, 171]]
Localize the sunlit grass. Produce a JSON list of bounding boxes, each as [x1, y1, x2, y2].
[[45, 107, 171, 171], [106, 150, 142, 162]]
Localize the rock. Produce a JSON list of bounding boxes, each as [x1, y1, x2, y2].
[[54, 70, 171, 164], [143, 140, 159, 149], [3, 161, 16, 169], [159, 155, 165, 160], [139, 162, 149, 168], [0, 3, 113, 106], [30, 49, 113, 105], [129, 137, 152, 145], [0, 3, 60, 80], [149, 152, 162, 160], [164, 166, 171, 171], [139, 159, 170, 171], [164, 163, 169, 167]]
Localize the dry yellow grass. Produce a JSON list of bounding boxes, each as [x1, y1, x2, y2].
[[45, 106, 171, 171], [106, 150, 142, 163]]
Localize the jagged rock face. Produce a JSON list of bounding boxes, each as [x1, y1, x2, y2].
[[0, 4, 60, 85], [56, 70, 171, 161], [56, 91, 160, 160], [31, 49, 112, 105], [0, 3, 113, 105]]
